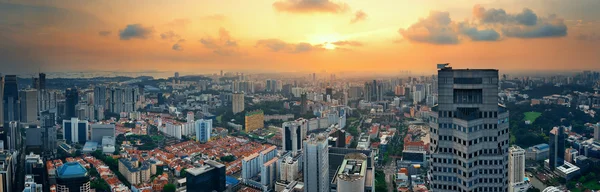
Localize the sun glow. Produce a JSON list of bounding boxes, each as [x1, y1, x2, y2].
[[308, 33, 341, 50]]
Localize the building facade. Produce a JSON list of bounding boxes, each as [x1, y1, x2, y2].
[[232, 92, 244, 114], [195, 119, 212, 143], [245, 110, 264, 132], [549, 126, 566, 171], [428, 65, 509, 192], [62, 118, 88, 144], [186, 160, 226, 192], [303, 133, 329, 192], [509, 146, 527, 192]]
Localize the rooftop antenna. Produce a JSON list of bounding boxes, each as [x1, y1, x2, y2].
[[437, 63, 450, 70]]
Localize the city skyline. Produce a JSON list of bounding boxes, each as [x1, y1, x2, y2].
[[1, 0, 600, 74]]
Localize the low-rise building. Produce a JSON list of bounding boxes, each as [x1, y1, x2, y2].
[[118, 158, 151, 185]]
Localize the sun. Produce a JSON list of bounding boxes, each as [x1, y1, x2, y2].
[[324, 43, 336, 50], [308, 33, 341, 50]]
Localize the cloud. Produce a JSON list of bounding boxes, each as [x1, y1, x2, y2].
[[473, 5, 538, 26], [165, 18, 191, 28], [199, 28, 239, 56], [472, 5, 567, 38], [515, 8, 538, 26], [350, 10, 367, 24], [398, 11, 459, 44], [458, 22, 500, 41], [119, 24, 153, 40], [201, 14, 227, 21], [255, 39, 323, 53], [172, 43, 183, 51], [273, 0, 349, 14], [576, 32, 600, 41], [98, 31, 111, 37], [331, 40, 363, 46], [160, 31, 181, 41], [172, 39, 185, 51], [502, 16, 567, 38]]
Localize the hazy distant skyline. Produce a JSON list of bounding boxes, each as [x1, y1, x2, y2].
[[1, 0, 599, 74]]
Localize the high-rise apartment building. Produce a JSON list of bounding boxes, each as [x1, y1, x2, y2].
[[93, 86, 107, 109], [20, 89, 38, 123], [245, 110, 264, 132], [429, 65, 509, 192], [549, 126, 566, 170], [0, 147, 14, 192], [195, 119, 212, 143], [232, 92, 244, 114], [303, 133, 329, 192], [509, 146, 527, 192], [300, 93, 307, 114]]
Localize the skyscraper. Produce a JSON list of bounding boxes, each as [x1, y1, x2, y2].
[[19, 89, 38, 123], [93, 86, 107, 110], [549, 126, 566, 170], [303, 133, 329, 192], [3, 75, 19, 124], [232, 92, 244, 114], [38, 73, 46, 90], [0, 148, 14, 192], [0, 75, 4, 125], [336, 153, 368, 192], [509, 146, 527, 192], [282, 121, 304, 156], [300, 93, 307, 114], [195, 119, 212, 143], [594, 124, 600, 141], [65, 88, 78, 118], [62, 118, 88, 144], [429, 65, 509, 192]]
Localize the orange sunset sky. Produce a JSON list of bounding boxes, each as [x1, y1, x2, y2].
[[1, 0, 599, 75]]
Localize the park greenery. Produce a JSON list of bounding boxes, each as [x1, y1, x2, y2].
[[116, 134, 158, 150], [508, 102, 600, 148], [375, 170, 388, 192]]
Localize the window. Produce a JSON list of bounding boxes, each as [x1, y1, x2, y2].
[[454, 89, 483, 103], [454, 77, 483, 84]]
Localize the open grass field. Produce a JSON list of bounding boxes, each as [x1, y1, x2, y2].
[[523, 112, 542, 123]]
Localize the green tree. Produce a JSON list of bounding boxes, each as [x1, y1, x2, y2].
[[567, 181, 576, 189], [579, 176, 586, 183], [163, 184, 176, 192], [180, 168, 187, 177]]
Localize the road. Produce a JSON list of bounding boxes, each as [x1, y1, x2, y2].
[[383, 159, 396, 192], [526, 171, 548, 190]]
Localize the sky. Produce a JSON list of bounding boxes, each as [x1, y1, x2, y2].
[[1, 0, 599, 75]]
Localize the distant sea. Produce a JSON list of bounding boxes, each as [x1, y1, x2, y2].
[[15, 71, 208, 79]]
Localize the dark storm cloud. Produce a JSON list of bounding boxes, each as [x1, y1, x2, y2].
[[273, 0, 349, 14], [119, 24, 154, 40]]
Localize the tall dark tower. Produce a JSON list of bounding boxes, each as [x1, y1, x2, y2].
[[38, 73, 46, 90], [65, 88, 78, 119], [300, 93, 307, 115], [3, 75, 19, 124], [549, 126, 566, 170]]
